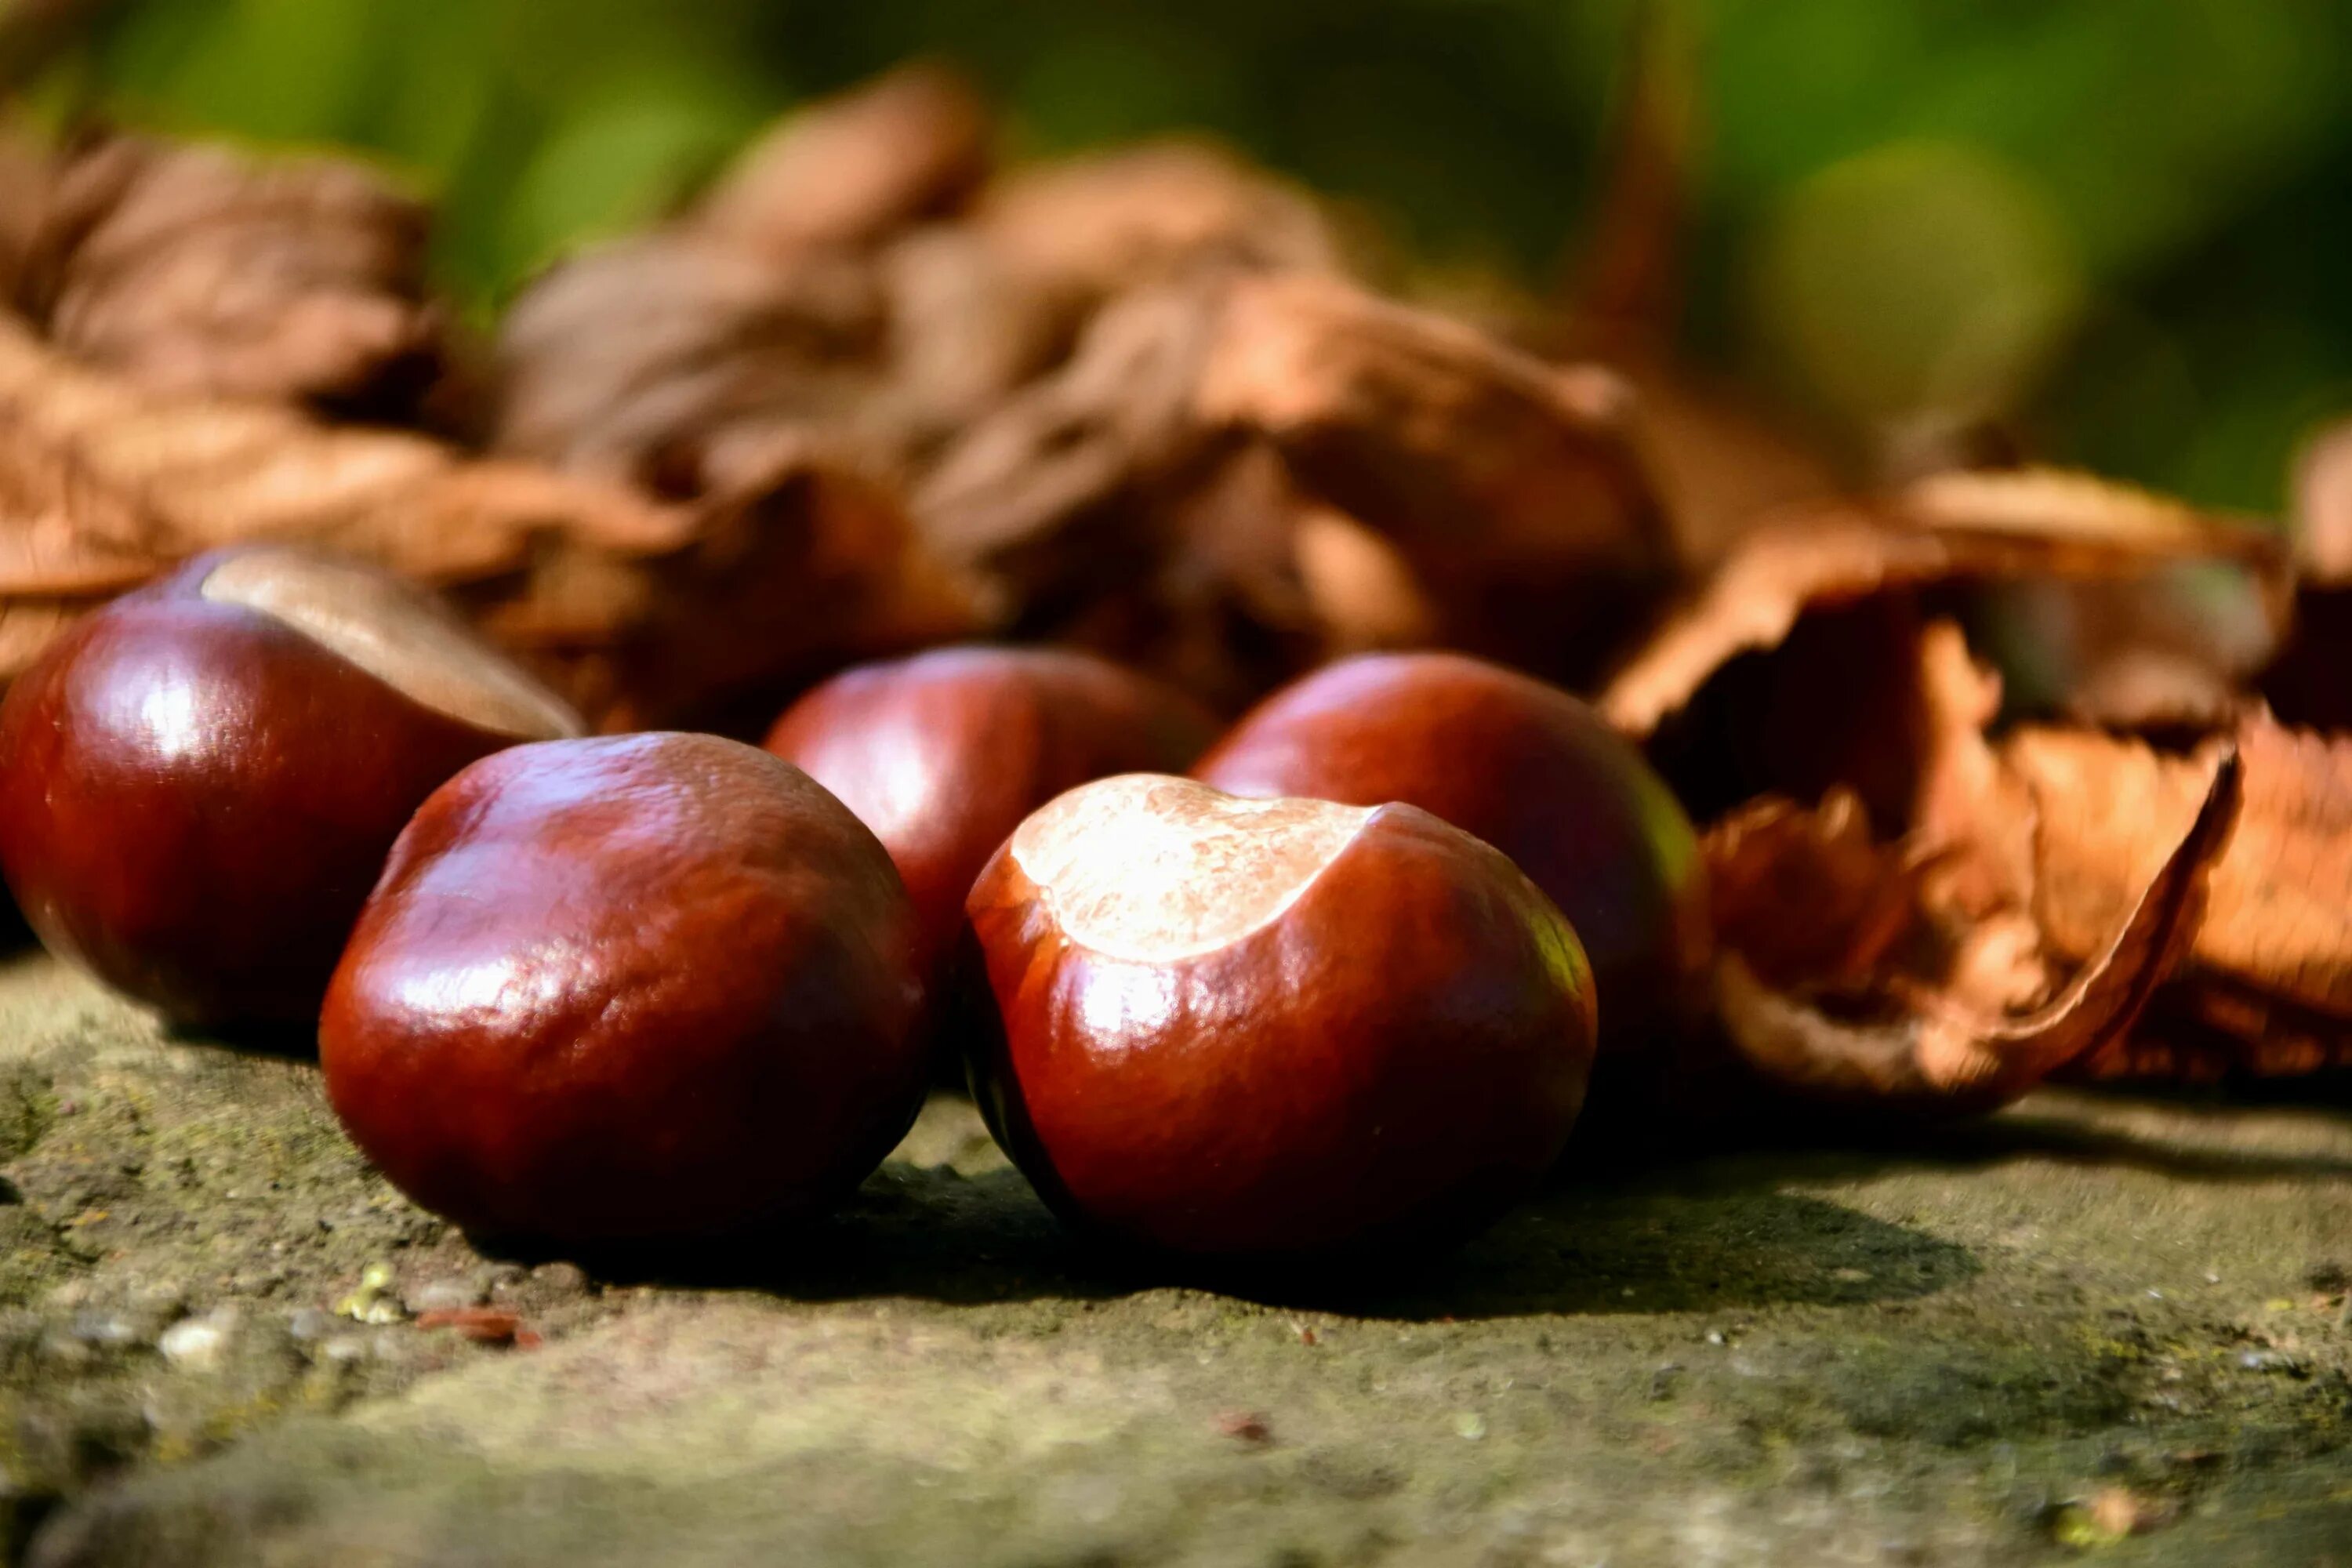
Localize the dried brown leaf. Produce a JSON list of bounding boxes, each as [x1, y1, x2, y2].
[[1704, 789, 1922, 993], [493, 236, 888, 493], [20, 135, 443, 416], [696, 61, 993, 256], [0, 315, 975, 724], [1713, 742, 2240, 1113], [973, 140, 1341, 313], [1292, 503, 1437, 654], [1599, 507, 1946, 742], [2015, 714, 2352, 1024], [1197, 272, 1671, 682], [915, 275, 1228, 595], [1603, 470, 2281, 743]]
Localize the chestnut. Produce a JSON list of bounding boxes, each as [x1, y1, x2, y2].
[[1193, 652, 1708, 1058], [764, 646, 1217, 985], [0, 546, 583, 1026], [965, 774, 1595, 1258], [320, 733, 928, 1243]]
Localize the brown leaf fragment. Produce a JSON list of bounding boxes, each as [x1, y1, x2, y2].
[[695, 61, 993, 256], [0, 315, 975, 725], [1291, 503, 1438, 654], [1198, 272, 1671, 684], [915, 274, 1229, 601], [1908, 621, 2040, 925], [1704, 789, 1923, 993], [1599, 506, 1947, 742], [492, 236, 890, 493], [0, 311, 681, 606], [1900, 467, 2278, 571], [1603, 469, 2281, 744], [480, 450, 980, 732], [972, 140, 1342, 314], [20, 135, 445, 416], [1712, 742, 2240, 1113], [870, 224, 1076, 458], [2016, 714, 2352, 1025], [2063, 981, 2352, 1084]]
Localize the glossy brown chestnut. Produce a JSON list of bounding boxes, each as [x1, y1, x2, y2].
[[1194, 652, 1708, 1057], [764, 646, 1217, 983], [966, 774, 1595, 1258], [321, 733, 928, 1243], [0, 546, 583, 1026]]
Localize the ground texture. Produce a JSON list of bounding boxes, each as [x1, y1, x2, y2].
[[0, 953, 2346, 1567]]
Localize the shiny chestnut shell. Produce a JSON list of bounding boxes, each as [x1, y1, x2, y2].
[[764, 645, 1217, 981], [966, 775, 1595, 1258], [320, 733, 927, 1243], [1194, 652, 1708, 1056], [0, 547, 581, 1026]]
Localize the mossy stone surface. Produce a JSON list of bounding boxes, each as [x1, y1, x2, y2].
[[0, 955, 2344, 1566]]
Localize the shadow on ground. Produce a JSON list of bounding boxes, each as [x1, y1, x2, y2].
[[485, 1145, 1982, 1324]]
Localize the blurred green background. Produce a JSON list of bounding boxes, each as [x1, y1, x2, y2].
[[29, 0, 2352, 514]]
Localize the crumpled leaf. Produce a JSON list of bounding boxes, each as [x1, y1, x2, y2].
[[915, 274, 1226, 596], [493, 237, 888, 493], [696, 60, 993, 257], [2013, 713, 2352, 1025], [0, 314, 975, 727], [17, 135, 445, 417], [1601, 470, 2285, 825], [1195, 271, 1671, 684], [971, 140, 1343, 315], [1704, 788, 1924, 993], [1605, 470, 2281, 739], [1708, 740, 2241, 1114], [916, 267, 1673, 699]]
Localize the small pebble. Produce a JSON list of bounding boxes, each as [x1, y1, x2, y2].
[[1453, 1411, 1487, 1441], [286, 1308, 336, 1343], [320, 1334, 370, 1365], [158, 1308, 238, 1372], [403, 1278, 488, 1315], [529, 1261, 590, 1294], [67, 1312, 141, 1349]]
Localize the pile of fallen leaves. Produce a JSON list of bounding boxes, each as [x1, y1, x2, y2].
[[0, 63, 2345, 1123]]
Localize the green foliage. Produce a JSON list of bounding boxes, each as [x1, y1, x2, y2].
[[45, 0, 2352, 512]]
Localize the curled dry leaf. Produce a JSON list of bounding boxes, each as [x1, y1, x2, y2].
[[696, 60, 993, 257], [1601, 470, 2285, 826], [1703, 789, 1923, 993], [1708, 742, 2241, 1114], [1605, 469, 2282, 741], [0, 314, 975, 727], [2012, 715, 2352, 1050], [18, 135, 444, 416]]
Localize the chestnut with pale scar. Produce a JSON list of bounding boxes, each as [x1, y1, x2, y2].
[[965, 774, 1596, 1260], [0, 544, 582, 1026]]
